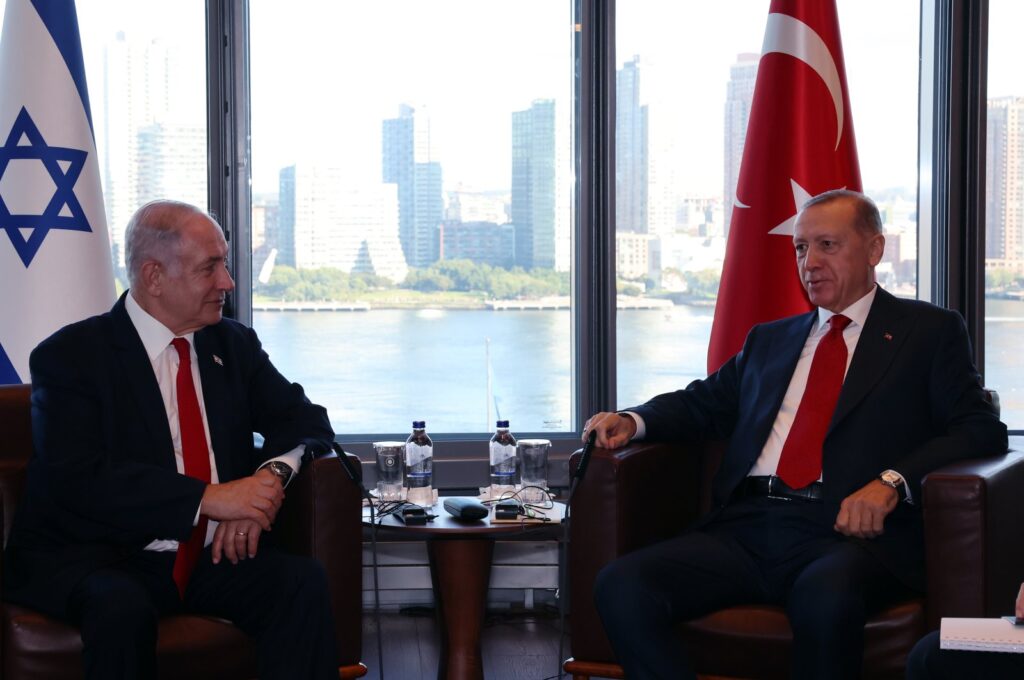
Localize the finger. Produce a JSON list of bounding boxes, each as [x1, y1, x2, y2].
[[211, 524, 226, 564], [234, 530, 249, 561], [245, 508, 273, 531], [247, 527, 260, 558], [834, 504, 850, 534]]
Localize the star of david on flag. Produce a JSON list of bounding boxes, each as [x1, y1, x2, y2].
[[0, 0, 115, 384]]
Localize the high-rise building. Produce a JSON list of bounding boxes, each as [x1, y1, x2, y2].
[[440, 221, 515, 268], [135, 122, 206, 209], [511, 99, 559, 269], [277, 164, 408, 283], [723, 53, 758, 236], [382, 104, 443, 268], [986, 97, 1024, 271], [616, 55, 648, 234], [101, 32, 170, 268]]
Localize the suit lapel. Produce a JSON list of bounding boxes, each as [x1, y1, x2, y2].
[[194, 328, 234, 481], [109, 294, 176, 470], [830, 288, 910, 429], [749, 311, 818, 447]]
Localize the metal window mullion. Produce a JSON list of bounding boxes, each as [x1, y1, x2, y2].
[[573, 0, 617, 428], [928, 0, 988, 373], [206, 0, 253, 326]]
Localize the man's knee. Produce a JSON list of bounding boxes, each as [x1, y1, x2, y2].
[[281, 555, 331, 601], [71, 572, 161, 654]]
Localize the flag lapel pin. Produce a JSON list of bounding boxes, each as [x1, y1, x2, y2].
[[213, 354, 224, 366], [883, 332, 893, 341]]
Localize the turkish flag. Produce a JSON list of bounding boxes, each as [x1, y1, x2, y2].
[[707, 0, 861, 373]]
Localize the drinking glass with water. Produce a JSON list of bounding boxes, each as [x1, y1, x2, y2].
[[373, 441, 404, 501]]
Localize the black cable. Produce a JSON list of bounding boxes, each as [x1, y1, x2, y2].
[[556, 430, 597, 680], [327, 442, 385, 680]]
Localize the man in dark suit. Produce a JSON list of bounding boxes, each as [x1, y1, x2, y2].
[[585, 190, 1007, 679], [3, 200, 339, 679]]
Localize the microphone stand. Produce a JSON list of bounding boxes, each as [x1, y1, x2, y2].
[[324, 442, 385, 680], [557, 431, 597, 679]]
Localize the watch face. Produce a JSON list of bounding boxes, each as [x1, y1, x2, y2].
[[881, 471, 900, 485], [269, 462, 291, 480]]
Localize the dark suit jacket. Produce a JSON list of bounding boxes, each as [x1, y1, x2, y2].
[[3, 293, 334, 618], [631, 287, 1007, 589]]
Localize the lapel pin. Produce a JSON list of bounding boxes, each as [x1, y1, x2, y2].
[[213, 354, 224, 366], [883, 332, 893, 341]]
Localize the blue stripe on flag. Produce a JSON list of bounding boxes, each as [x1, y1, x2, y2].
[[29, 0, 94, 134], [0, 341, 22, 384]]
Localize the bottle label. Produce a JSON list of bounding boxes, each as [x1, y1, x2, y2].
[[489, 442, 516, 465], [406, 443, 432, 466]]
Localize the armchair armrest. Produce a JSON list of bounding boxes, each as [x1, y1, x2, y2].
[[568, 440, 708, 662], [274, 451, 363, 667], [922, 452, 1024, 629]]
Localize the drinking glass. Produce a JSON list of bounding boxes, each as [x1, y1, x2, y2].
[[373, 441, 405, 501], [517, 439, 550, 503]]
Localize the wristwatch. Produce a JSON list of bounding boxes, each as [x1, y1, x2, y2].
[[264, 461, 294, 486], [878, 469, 908, 502]]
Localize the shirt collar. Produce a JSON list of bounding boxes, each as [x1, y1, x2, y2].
[[125, 291, 196, 361], [815, 284, 877, 332]]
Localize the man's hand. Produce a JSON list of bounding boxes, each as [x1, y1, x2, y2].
[[212, 519, 262, 565], [583, 412, 637, 449], [201, 472, 284, 531], [834, 479, 899, 538], [1016, 582, 1024, 619]]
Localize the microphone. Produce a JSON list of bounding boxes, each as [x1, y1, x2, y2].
[[329, 441, 364, 486], [573, 430, 598, 483]]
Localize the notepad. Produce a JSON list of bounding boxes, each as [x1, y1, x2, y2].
[[940, 617, 1024, 653]]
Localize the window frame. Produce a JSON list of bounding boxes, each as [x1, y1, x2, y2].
[[206, 0, 1016, 480]]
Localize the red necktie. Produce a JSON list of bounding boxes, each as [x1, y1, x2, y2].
[[170, 338, 211, 597], [775, 314, 852, 489]]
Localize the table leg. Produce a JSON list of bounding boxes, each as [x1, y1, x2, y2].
[[427, 537, 495, 680]]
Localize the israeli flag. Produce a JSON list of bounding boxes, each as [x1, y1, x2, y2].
[[0, 0, 115, 384]]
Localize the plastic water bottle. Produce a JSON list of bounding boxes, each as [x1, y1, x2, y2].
[[489, 420, 517, 497], [405, 420, 433, 506]]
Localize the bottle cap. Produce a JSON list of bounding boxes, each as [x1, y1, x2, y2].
[[496, 420, 509, 428], [412, 420, 426, 429]]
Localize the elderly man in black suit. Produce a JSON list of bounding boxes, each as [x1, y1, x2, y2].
[[3, 200, 338, 679], [585, 190, 1007, 679]]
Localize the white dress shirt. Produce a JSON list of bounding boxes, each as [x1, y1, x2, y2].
[[125, 293, 304, 551], [627, 285, 909, 497]]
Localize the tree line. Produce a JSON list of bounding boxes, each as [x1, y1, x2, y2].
[[255, 259, 571, 302]]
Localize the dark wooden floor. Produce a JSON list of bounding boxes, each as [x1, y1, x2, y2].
[[359, 606, 568, 680]]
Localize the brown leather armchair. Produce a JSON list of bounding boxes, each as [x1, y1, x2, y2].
[[0, 383, 367, 679], [564, 439, 1024, 680]]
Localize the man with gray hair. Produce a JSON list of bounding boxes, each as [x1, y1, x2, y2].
[[585, 190, 1006, 679], [4, 200, 339, 679]]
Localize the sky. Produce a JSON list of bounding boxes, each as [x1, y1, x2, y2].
[[3, 0, 1023, 201]]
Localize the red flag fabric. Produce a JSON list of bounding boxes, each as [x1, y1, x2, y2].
[[707, 0, 861, 373]]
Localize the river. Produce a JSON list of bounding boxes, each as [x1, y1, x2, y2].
[[253, 299, 1023, 434]]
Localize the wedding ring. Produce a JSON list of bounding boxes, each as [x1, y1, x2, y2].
[[235, 531, 247, 536]]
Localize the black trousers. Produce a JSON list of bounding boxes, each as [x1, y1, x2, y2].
[[593, 495, 912, 680], [65, 545, 338, 680], [907, 630, 1024, 679]]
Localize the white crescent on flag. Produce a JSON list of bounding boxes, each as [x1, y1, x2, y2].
[[762, 12, 845, 150]]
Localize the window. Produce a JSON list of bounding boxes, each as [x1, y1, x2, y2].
[[984, 0, 1024, 427], [248, 1, 573, 436], [76, 0, 208, 293], [614, 1, 920, 409]]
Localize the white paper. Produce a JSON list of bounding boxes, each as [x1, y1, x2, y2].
[[940, 617, 1024, 654]]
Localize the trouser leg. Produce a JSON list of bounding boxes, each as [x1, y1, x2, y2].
[[782, 539, 909, 680], [66, 554, 180, 680], [185, 547, 338, 680], [593, 525, 766, 680]]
